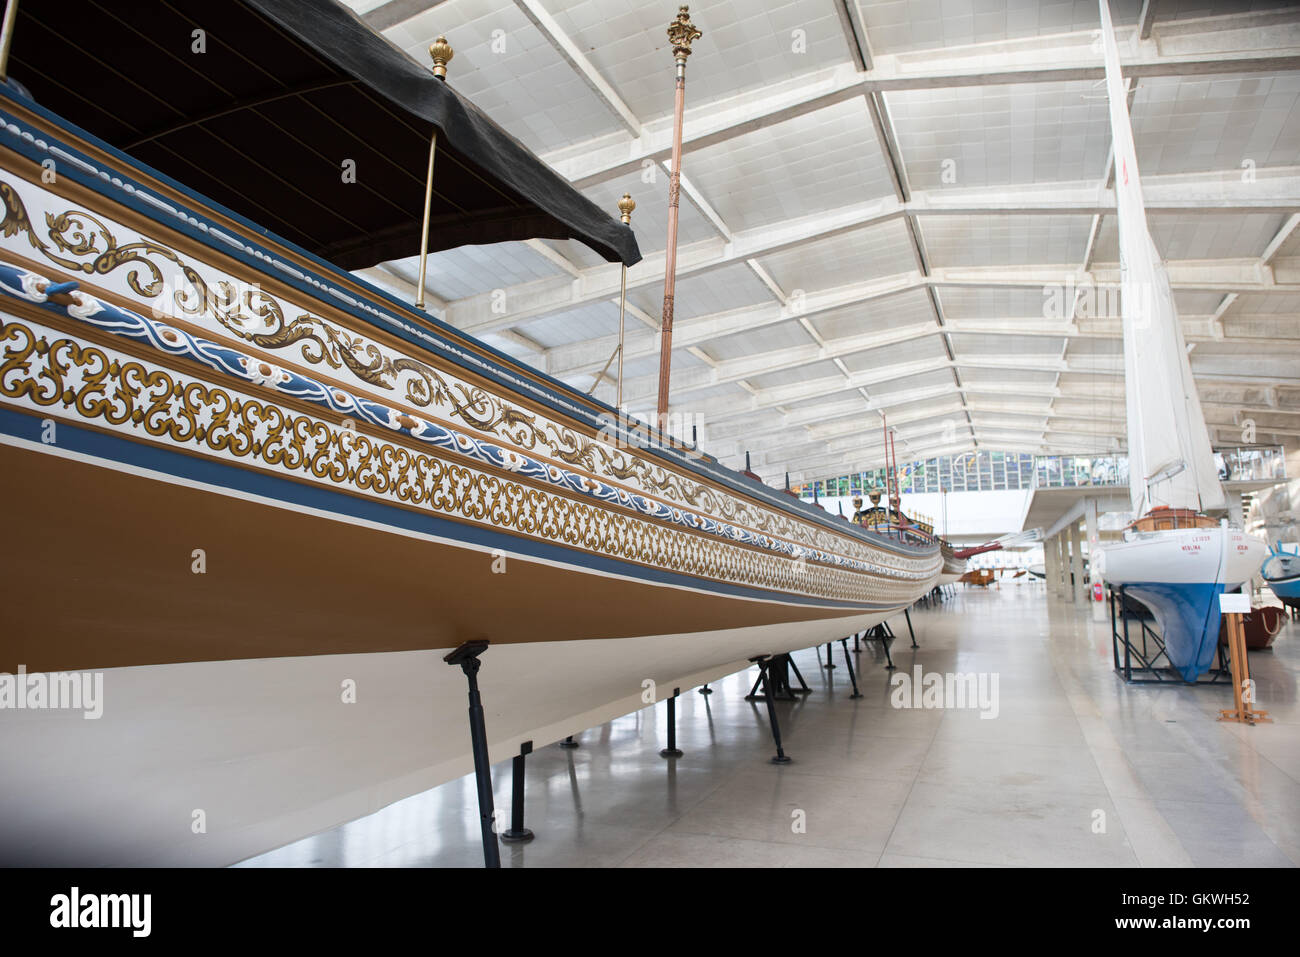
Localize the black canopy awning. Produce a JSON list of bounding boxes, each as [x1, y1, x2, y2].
[[8, 0, 641, 270]]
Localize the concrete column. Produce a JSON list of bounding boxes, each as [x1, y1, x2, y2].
[[1069, 521, 1084, 604], [1085, 498, 1104, 620], [1057, 534, 1069, 598], [1044, 539, 1058, 598], [1227, 491, 1244, 529]]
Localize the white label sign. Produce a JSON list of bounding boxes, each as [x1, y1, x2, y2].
[[1219, 593, 1251, 614]]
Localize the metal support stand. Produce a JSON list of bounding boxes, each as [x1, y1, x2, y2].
[[822, 641, 836, 669], [861, 622, 897, 669], [750, 656, 791, 764], [500, 741, 535, 844], [853, 631, 862, 652], [559, 735, 579, 748], [903, 608, 918, 648], [745, 653, 810, 700], [1108, 584, 1229, 685], [839, 638, 863, 698], [444, 640, 500, 869], [787, 654, 812, 695], [699, 684, 712, 695], [660, 687, 683, 758]]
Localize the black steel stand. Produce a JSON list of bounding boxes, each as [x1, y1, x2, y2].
[[559, 735, 579, 748], [500, 740, 535, 844], [1108, 584, 1230, 685], [660, 687, 683, 758], [861, 622, 897, 669], [839, 638, 863, 698], [903, 609, 918, 648], [853, 631, 862, 652], [699, 684, 712, 695], [787, 655, 812, 694], [822, 641, 836, 669], [444, 640, 500, 869], [745, 653, 810, 701], [750, 656, 791, 764]]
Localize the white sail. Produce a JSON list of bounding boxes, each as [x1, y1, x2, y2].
[[1098, 0, 1225, 514]]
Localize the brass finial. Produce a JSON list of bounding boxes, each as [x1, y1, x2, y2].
[[667, 6, 702, 62], [429, 36, 454, 79], [617, 193, 636, 224]]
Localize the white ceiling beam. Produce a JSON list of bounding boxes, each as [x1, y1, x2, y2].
[[491, 328, 547, 355], [524, 239, 583, 279], [1137, 0, 1159, 41], [541, 273, 921, 377], [542, 15, 1300, 187], [717, 406, 973, 463], [684, 367, 1068, 426], [445, 168, 1300, 335], [1262, 213, 1300, 263], [512, 0, 643, 136], [833, 0, 874, 73]]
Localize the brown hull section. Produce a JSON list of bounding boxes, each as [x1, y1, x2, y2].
[[0, 441, 869, 673]]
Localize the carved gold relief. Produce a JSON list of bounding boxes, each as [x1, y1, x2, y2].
[[0, 318, 934, 605]]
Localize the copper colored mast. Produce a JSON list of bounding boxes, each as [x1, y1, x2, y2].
[[655, 5, 702, 421]]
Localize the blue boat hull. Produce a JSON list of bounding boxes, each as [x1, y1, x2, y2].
[[1266, 575, 1300, 610], [1123, 581, 1225, 682]]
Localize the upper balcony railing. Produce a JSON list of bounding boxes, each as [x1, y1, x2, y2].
[[1216, 445, 1288, 483], [794, 446, 1287, 500]]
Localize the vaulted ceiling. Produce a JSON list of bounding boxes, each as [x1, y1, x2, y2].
[[348, 0, 1300, 483]]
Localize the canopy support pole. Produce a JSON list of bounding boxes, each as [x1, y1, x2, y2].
[[0, 0, 17, 83], [415, 37, 454, 312], [616, 194, 635, 409]]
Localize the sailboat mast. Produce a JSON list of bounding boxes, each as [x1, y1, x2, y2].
[[656, 6, 702, 421], [1098, 0, 1225, 514]]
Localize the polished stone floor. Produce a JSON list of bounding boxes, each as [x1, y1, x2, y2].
[[238, 581, 1300, 867]]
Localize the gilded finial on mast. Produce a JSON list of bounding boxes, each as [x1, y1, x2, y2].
[[618, 193, 636, 225], [429, 36, 454, 79], [667, 6, 702, 63]]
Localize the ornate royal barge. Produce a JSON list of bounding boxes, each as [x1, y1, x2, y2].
[[0, 0, 940, 865]]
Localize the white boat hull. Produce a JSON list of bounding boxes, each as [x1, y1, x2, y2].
[[1094, 527, 1266, 680], [0, 612, 905, 867]]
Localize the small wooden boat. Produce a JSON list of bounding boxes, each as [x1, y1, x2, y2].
[[0, 0, 941, 865], [1218, 605, 1285, 651]]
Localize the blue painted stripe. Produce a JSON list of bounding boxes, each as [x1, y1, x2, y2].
[[0, 406, 903, 613]]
